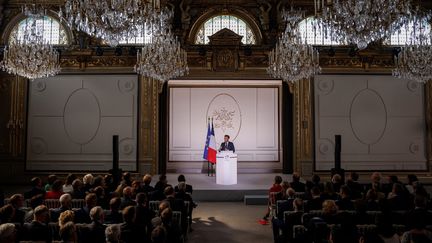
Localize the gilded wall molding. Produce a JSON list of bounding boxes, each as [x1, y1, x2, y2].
[[138, 76, 160, 174], [426, 81, 432, 173]]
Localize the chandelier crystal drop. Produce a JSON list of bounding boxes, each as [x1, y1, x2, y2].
[[393, 14, 432, 83], [1, 5, 60, 80], [63, 0, 163, 46], [267, 10, 321, 83], [320, 0, 412, 50]]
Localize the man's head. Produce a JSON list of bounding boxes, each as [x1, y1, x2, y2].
[[122, 187, 133, 198], [85, 193, 97, 209], [274, 175, 283, 184], [178, 174, 186, 183], [0, 223, 16, 242], [90, 206, 104, 223], [31, 177, 42, 188], [286, 188, 296, 198], [143, 174, 152, 185], [164, 186, 175, 197], [340, 185, 351, 198], [223, 135, 230, 142], [110, 197, 121, 211], [136, 192, 147, 206], [9, 194, 24, 208], [371, 172, 381, 183], [151, 226, 167, 243], [59, 194, 72, 208], [34, 205, 49, 223], [122, 206, 135, 224], [293, 198, 304, 211], [292, 172, 301, 182], [159, 201, 170, 212], [105, 224, 121, 243], [72, 179, 82, 190]]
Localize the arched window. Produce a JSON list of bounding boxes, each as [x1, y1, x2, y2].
[[9, 15, 68, 45], [298, 17, 343, 45], [385, 17, 431, 45], [195, 15, 256, 44]]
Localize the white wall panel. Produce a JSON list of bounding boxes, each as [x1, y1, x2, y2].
[[169, 85, 280, 162], [314, 75, 426, 170], [27, 75, 138, 171]]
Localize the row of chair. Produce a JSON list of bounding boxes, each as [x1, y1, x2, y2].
[[4, 198, 86, 209]]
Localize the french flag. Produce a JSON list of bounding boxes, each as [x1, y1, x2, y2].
[[203, 119, 217, 164]]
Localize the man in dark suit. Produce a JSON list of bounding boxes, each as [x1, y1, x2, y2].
[[79, 206, 106, 243], [50, 193, 72, 222], [219, 135, 235, 152], [24, 177, 46, 199], [306, 186, 323, 211], [74, 193, 97, 224], [23, 205, 51, 242], [134, 193, 155, 241], [9, 194, 25, 224]]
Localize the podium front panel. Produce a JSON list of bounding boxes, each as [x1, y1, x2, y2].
[[216, 153, 237, 185]]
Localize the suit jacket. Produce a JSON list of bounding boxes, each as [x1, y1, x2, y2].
[[74, 206, 92, 224], [307, 197, 324, 211], [80, 221, 106, 243], [23, 221, 52, 242], [24, 187, 46, 199], [219, 141, 235, 152], [50, 207, 70, 222], [104, 210, 123, 224]]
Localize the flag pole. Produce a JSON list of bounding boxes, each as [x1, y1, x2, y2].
[[207, 117, 210, 177], [211, 117, 214, 177]]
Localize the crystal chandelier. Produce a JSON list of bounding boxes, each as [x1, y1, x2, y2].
[[63, 0, 163, 46], [135, 31, 189, 82], [319, 0, 411, 50], [1, 5, 60, 80], [134, 9, 189, 83], [393, 14, 432, 83], [268, 10, 321, 83]]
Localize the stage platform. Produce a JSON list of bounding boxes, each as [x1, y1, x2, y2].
[[166, 173, 293, 202]]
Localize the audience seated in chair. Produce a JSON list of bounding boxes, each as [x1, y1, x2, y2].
[[74, 193, 97, 224], [24, 177, 46, 199], [45, 174, 57, 192], [134, 192, 155, 239], [104, 197, 123, 224], [63, 174, 76, 194], [307, 186, 323, 211], [261, 175, 283, 223], [8, 194, 25, 224], [23, 205, 51, 242], [45, 180, 65, 199], [346, 172, 364, 199], [120, 186, 136, 210], [175, 174, 193, 194], [120, 206, 141, 243], [70, 179, 86, 200], [290, 172, 305, 192], [105, 224, 121, 243], [151, 225, 167, 243], [79, 206, 106, 243], [336, 185, 354, 210], [142, 174, 155, 196], [51, 193, 72, 222]]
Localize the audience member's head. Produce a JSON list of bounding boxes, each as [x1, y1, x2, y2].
[[159, 201, 170, 213], [178, 174, 186, 183], [47, 174, 58, 185], [322, 200, 338, 215], [0, 223, 16, 243], [110, 197, 121, 211], [93, 186, 105, 198], [339, 185, 351, 198], [159, 174, 167, 184], [311, 186, 321, 197], [164, 186, 175, 197], [65, 174, 76, 186], [407, 174, 419, 185], [72, 179, 82, 190], [30, 194, 45, 209], [371, 172, 381, 183], [136, 193, 148, 206], [292, 172, 301, 182], [85, 193, 97, 209], [311, 174, 321, 184], [388, 175, 399, 184], [293, 198, 304, 211], [286, 188, 295, 198], [151, 226, 167, 243], [132, 180, 141, 191], [0, 205, 15, 223], [122, 172, 131, 182], [331, 174, 342, 184], [143, 174, 152, 185], [90, 206, 104, 223], [323, 182, 335, 194], [122, 186, 133, 198], [274, 175, 282, 185], [58, 210, 74, 228], [9, 194, 24, 208], [122, 206, 136, 224], [31, 177, 42, 188], [51, 179, 63, 192], [160, 207, 173, 225], [59, 193, 72, 208], [365, 189, 378, 201], [93, 176, 105, 188], [349, 172, 359, 182], [105, 224, 121, 243], [33, 205, 49, 223], [83, 173, 94, 186], [59, 221, 77, 242]]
